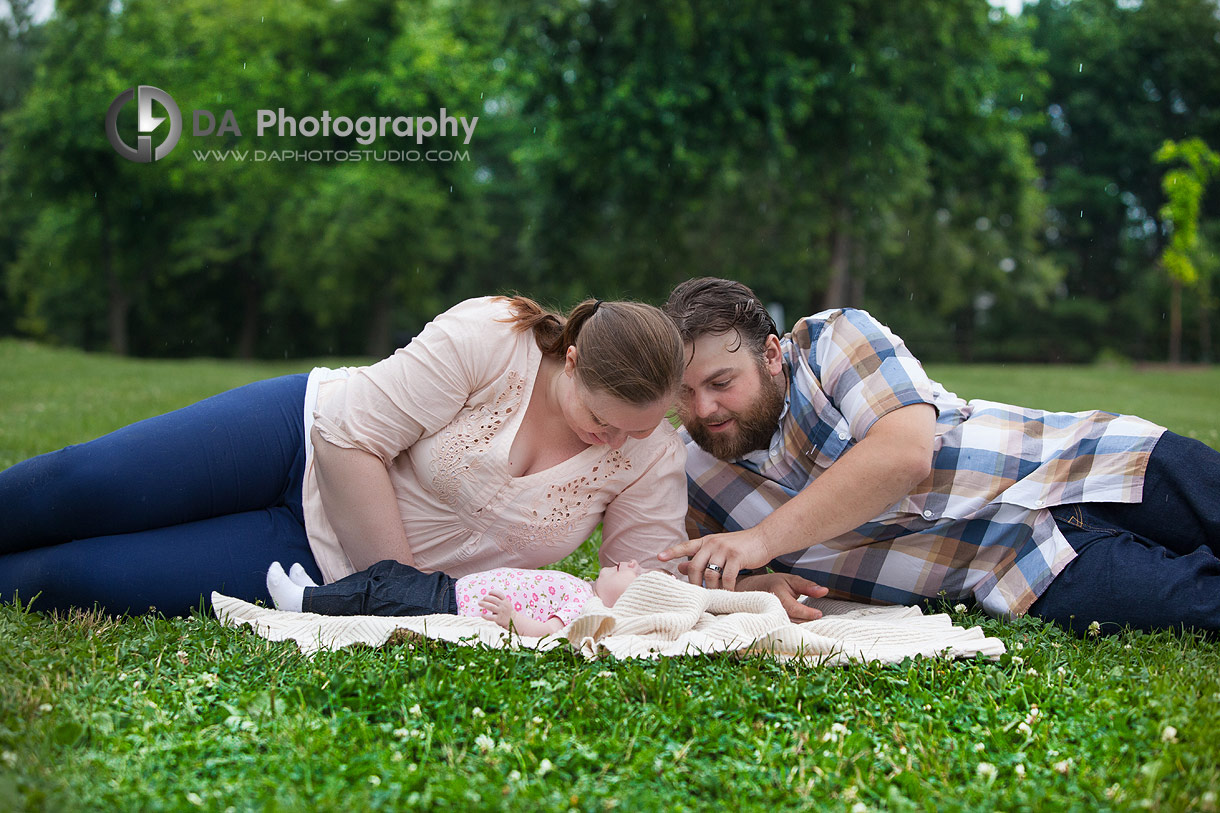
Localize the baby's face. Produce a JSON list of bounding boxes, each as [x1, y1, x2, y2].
[[593, 560, 644, 607]]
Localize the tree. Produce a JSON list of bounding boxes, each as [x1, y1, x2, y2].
[[1155, 137, 1220, 362], [1028, 0, 1220, 361], [500, 0, 1056, 352]]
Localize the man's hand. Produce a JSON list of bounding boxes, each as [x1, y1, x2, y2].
[[736, 572, 829, 622], [658, 526, 776, 591]]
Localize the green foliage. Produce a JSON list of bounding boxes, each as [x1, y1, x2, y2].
[[4, 603, 1218, 812], [1155, 137, 1220, 286], [1028, 0, 1220, 361], [1, 0, 1219, 362]]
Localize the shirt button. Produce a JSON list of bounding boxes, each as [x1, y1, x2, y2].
[[838, 432, 848, 441], [922, 509, 934, 519], [1034, 499, 1044, 507]]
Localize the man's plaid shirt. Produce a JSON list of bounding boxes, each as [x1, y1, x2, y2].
[[682, 308, 1165, 617]]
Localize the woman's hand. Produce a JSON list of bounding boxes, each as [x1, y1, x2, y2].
[[657, 526, 776, 591]]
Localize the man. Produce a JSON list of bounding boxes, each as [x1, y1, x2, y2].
[[658, 277, 1220, 635]]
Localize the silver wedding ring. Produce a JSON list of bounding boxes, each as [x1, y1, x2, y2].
[[705, 563, 724, 573]]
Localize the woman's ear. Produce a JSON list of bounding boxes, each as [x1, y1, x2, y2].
[[564, 345, 579, 375]]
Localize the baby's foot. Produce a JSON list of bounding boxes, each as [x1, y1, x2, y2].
[[288, 562, 318, 588], [266, 562, 305, 612]]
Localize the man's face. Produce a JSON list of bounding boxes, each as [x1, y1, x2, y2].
[[678, 331, 786, 460]]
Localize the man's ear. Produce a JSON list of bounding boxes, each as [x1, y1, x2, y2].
[[762, 334, 783, 377]]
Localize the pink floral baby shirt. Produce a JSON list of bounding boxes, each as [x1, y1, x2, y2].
[[454, 568, 593, 626]]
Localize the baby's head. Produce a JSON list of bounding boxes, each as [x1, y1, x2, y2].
[[591, 560, 644, 607]]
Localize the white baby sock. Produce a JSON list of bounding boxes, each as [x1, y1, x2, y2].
[[266, 561, 305, 612], [288, 562, 318, 588]]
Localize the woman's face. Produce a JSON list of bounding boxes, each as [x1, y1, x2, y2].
[[561, 347, 671, 450]]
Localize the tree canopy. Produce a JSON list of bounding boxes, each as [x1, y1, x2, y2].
[[1, 0, 1217, 362]]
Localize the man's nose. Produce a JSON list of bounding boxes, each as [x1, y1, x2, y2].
[[693, 389, 717, 418]]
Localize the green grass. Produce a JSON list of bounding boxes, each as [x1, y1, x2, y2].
[[2, 339, 1220, 811]]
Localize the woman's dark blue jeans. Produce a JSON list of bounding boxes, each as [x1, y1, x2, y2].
[[1029, 431, 1220, 636], [0, 374, 322, 616]]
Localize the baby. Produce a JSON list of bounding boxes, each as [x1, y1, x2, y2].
[[266, 558, 644, 637]]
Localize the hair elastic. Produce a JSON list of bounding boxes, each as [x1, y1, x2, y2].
[[591, 299, 603, 315]]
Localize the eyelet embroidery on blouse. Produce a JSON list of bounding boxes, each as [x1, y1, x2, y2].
[[498, 450, 632, 554], [430, 371, 525, 506]]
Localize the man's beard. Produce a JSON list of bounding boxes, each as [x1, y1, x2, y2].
[[684, 368, 786, 460]]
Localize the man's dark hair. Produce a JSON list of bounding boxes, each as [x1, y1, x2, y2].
[[663, 277, 779, 356]]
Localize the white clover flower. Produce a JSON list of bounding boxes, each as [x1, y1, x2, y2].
[[1057, 666, 1067, 677], [1018, 722, 1033, 736], [186, 791, 205, 807], [1011, 656, 1024, 667], [532, 716, 544, 725], [1087, 620, 1101, 637], [821, 722, 850, 743], [538, 758, 554, 776], [851, 803, 869, 813], [367, 775, 381, 786], [37, 703, 52, 713], [476, 734, 496, 752], [391, 752, 404, 762], [1161, 725, 1178, 743], [1014, 764, 1026, 779], [1053, 759, 1071, 775], [509, 770, 521, 782], [973, 742, 986, 753], [471, 707, 486, 718], [2, 751, 17, 768], [1026, 668, 1039, 676], [177, 650, 189, 665], [1015, 642, 1024, 650], [954, 604, 967, 614], [409, 704, 422, 717], [393, 727, 410, 739], [976, 762, 997, 780]]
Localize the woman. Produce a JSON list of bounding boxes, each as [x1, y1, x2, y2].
[[0, 295, 689, 616]]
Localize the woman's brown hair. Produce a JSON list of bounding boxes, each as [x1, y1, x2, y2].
[[497, 295, 683, 405]]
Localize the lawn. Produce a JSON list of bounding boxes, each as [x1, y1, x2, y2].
[[2, 339, 1219, 811]]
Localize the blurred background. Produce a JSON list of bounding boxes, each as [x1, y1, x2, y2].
[[0, 0, 1216, 364]]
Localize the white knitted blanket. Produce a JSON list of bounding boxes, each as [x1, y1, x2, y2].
[[212, 572, 1004, 663]]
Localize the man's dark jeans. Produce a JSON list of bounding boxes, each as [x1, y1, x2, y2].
[[1029, 431, 1220, 636]]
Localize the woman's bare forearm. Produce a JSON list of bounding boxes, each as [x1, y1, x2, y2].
[[311, 427, 415, 570]]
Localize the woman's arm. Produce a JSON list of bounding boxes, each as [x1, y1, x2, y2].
[[597, 428, 689, 573], [311, 425, 415, 571]]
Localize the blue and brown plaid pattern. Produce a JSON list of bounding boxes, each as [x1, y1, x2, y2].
[[682, 308, 1165, 618]]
